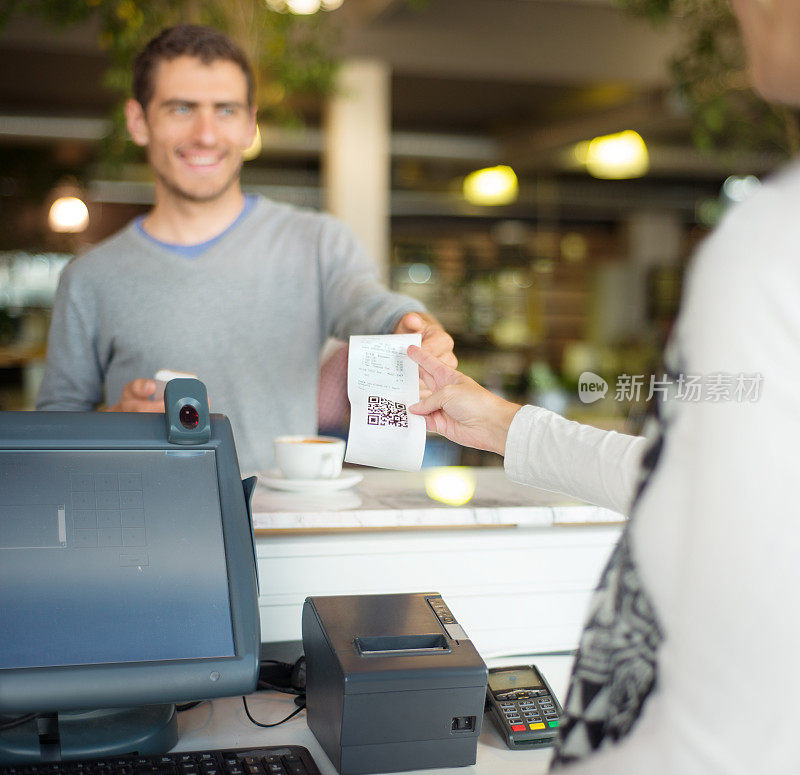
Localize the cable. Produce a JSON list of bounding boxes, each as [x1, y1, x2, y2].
[[256, 656, 305, 695], [0, 713, 37, 731], [257, 680, 303, 695], [241, 695, 305, 728]]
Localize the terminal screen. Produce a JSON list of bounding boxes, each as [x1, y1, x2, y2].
[[488, 668, 544, 692], [0, 449, 235, 669]]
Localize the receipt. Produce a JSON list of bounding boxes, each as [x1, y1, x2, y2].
[[344, 334, 426, 471]]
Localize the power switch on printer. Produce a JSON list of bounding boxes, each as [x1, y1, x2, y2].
[[427, 595, 468, 641], [451, 716, 476, 732]]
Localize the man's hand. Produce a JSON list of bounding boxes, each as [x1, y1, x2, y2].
[[407, 345, 521, 456], [394, 312, 457, 369], [104, 379, 165, 413]]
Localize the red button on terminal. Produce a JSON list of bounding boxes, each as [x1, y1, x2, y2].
[[511, 724, 526, 732]]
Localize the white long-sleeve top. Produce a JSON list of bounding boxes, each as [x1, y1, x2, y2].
[[501, 159, 800, 774], [505, 405, 647, 516]]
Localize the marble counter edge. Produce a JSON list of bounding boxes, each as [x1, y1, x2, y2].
[[251, 504, 625, 532]]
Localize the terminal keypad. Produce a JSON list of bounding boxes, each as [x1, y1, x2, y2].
[[496, 690, 560, 731]]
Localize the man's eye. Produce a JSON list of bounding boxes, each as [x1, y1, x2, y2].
[[218, 107, 236, 117], [172, 105, 191, 116]]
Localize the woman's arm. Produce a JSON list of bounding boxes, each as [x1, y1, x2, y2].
[[408, 345, 645, 514]]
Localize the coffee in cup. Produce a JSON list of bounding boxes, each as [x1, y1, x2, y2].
[[274, 435, 346, 480]]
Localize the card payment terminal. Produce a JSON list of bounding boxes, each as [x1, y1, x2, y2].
[[485, 664, 563, 748]]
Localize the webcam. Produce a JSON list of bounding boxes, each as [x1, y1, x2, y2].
[[164, 378, 211, 445]]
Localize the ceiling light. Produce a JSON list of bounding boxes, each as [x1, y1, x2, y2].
[[463, 165, 518, 206], [243, 125, 262, 160], [573, 141, 590, 165], [722, 174, 760, 203], [321, 0, 344, 8], [286, 0, 321, 13], [511, 270, 532, 288], [580, 130, 649, 179], [48, 196, 89, 233], [408, 263, 432, 283]]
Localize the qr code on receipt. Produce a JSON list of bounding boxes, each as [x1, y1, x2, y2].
[[366, 395, 409, 428]]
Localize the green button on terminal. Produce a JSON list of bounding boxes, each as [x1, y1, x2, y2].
[[548, 720, 559, 728]]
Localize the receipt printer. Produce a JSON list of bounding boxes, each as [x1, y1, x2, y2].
[[302, 592, 488, 775]]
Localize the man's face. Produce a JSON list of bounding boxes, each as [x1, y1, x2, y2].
[[125, 56, 256, 203]]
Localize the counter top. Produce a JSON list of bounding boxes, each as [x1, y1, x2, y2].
[[251, 466, 624, 533], [175, 653, 574, 775]]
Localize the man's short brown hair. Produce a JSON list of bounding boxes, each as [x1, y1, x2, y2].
[[132, 25, 255, 108]]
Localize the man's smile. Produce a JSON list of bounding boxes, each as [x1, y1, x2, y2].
[[178, 150, 227, 169]]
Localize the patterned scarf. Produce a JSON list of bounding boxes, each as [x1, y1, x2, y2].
[[550, 371, 674, 767]]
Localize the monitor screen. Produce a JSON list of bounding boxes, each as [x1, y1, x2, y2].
[[0, 449, 235, 670]]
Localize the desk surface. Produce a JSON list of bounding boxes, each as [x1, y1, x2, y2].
[[174, 655, 573, 775], [251, 467, 623, 532]]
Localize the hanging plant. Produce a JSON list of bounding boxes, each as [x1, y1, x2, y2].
[[0, 0, 343, 169], [618, 0, 799, 156]]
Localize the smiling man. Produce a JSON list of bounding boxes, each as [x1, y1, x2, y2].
[[126, 44, 256, 240], [36, 25, 454, 472]]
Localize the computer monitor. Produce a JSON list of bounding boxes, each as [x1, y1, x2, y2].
[[0, 401, 260, 764]]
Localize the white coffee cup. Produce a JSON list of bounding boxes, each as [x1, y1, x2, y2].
[[274, 435, 345, 480]]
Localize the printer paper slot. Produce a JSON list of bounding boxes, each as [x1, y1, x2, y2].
[[355, 634, 451, 657]]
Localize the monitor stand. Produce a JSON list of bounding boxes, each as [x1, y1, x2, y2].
[[0, 706, 178, 765]]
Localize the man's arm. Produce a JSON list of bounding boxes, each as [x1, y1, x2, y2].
[[36, 266, 104, 411], [315, 215, 458, 370], [317, 216, 427, 339]]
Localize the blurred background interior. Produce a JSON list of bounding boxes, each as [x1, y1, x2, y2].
[[0, 0, 790, 464]]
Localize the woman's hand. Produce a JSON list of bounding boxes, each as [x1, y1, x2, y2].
[[407, 345, 521, 455]]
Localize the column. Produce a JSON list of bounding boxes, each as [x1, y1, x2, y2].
[[323, 58, 391, 280]]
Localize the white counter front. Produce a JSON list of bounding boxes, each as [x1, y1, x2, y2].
[[251, 468, 622, 656]]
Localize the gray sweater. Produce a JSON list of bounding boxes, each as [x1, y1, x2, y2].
[[37, 196, 424, 472]]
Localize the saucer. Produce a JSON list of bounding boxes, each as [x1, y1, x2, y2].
[[261, 470, 363, 492]]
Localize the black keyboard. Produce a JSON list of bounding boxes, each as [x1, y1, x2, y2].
[[0, 746, 321, 775]]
